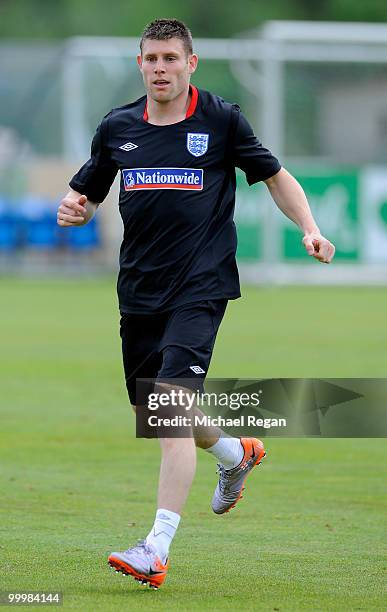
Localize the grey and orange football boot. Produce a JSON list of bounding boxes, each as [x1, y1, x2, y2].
[[108, 540, 169, 589], [211, 437, 266, 514]]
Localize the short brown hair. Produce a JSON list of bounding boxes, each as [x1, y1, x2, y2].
[[140, 18, 193, 56]]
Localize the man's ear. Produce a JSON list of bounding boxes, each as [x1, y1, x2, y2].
[[188, 53, 198, 75], [136, 54, 142, 70]]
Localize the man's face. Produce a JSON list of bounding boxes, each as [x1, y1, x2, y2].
[[137, 38, 198, 103]]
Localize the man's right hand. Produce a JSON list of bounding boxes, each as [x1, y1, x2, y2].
[[57, 192, 88, 227]]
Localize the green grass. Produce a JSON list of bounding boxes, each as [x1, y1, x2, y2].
[[1, 279, 386, 610]]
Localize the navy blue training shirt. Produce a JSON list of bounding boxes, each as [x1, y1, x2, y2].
[[70, 86, 281, 313]]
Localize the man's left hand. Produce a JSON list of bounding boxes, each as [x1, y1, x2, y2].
[[302, 232, 335, 264]]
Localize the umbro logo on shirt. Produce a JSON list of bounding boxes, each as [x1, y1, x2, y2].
[[119, 142, 138, 152]]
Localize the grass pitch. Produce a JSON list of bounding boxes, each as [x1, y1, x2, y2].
[[1, 279, 386, 610]]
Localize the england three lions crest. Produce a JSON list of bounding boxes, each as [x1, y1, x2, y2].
[[187, 132, 209, 157]]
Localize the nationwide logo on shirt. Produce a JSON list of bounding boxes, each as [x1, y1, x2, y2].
[[122, 168, 204, 191]]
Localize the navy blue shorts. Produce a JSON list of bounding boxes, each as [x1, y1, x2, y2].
[[120, 300, 227, 405]]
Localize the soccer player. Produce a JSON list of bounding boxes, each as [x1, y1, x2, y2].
[[58, 19, 335, 589]]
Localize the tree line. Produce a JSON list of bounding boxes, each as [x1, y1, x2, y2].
[[1, 0, 387, 40]]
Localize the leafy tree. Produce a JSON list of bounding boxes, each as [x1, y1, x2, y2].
[[1, 0, 387, 39]]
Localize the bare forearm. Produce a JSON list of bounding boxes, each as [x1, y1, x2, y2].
[[265, 168, 319, 234], [264, 167, 335, 264]]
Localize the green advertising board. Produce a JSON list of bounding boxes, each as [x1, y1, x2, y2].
[[235, 168, 360, 262]]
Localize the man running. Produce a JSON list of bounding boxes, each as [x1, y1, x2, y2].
[[58, 18, 335, 589]]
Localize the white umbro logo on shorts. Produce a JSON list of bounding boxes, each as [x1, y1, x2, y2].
[[119, 142, 138, 152], [190, 365, 205, 374]]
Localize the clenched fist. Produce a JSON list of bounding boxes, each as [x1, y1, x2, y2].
[[302, 232, 335, 264], [57, 193, 88, 227]]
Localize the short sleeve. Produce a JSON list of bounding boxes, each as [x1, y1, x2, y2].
[[69, 116, 118, 203], [231, 106, 281, 185]]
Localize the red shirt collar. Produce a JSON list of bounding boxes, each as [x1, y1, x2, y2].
[[143, 84, 198, 122]]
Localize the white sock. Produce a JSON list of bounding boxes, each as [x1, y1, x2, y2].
[[205, 437, 244, 470], [145, 508, 180, 563]]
